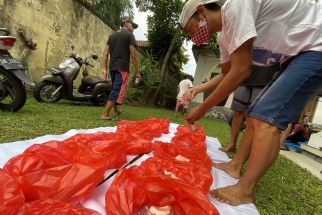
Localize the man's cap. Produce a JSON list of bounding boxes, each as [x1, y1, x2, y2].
[[179, 0, 225, 29], [121, 16, 138, 29]]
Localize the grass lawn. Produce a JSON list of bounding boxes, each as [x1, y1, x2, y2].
[[1, 96, 321, 215]]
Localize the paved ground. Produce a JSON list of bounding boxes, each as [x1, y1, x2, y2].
[[280, 150, 322, 180]]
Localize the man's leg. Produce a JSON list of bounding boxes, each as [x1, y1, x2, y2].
[[101, 70, 123, 120], [214, 115, 254, 179], [114, 104, 121, 116], [280, 123, 292, 149], [182, 104, 189, 115], [220, 110, 245, 152], [212, 117, 280, 205], [222, 86, 251, 153], [174, 104, 179, 117], [212, 51, 322, 205], [175, 100, 182, 117], [101, 100, 114, 120]]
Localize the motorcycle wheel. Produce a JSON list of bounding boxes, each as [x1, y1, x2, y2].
[[33, 81, 63, 103], [90, 91, 109, 106], [0, 69, 27, 112]]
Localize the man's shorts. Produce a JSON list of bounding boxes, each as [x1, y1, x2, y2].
[[231, 86, 264, 112], [246, 51, 322, 131], [108, 70, 129, 105]]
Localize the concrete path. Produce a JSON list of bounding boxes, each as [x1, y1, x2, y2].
[[280, 150, 322, 180]]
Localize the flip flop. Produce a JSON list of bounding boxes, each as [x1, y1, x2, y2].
[[100, 116, 113, 120], [114, 111, 121, 116], [279, 147, 290, 151]]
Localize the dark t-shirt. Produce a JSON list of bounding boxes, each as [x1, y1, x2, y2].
[[108, 29, 137, 72]]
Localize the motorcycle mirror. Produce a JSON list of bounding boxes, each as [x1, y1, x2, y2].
[[0, 28, 10, 36], [91, 53, 98, 60], [71, 45, 75, 50]]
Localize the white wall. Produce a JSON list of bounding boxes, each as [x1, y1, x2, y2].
[[312, 97, 322, 125]]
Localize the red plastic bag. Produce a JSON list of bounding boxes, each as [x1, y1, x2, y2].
[[171, 125, 209, 162], [151, 146, 213, 193], [64, 132, 115, 147], [175, 125, 206, 142], [12, 163, 105, 203], [0, 169, 24, 215], [153, 141, 212, 170], [3, 131, 128, 203], [125, 137, 154, 155], [115, 117, 170, 155], [116, 117, 170, 140], [16, 199, 100, 215], [106, 161, 219, 215]]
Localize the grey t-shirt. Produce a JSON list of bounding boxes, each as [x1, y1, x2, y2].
[[108, 29, 137, 72]]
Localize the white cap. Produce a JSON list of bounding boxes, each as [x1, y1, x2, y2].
[[179, 0, 225, 29]]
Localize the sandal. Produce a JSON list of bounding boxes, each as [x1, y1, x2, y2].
[[279, 147, 290, 151], [100, 116, 113, 120], [114, 111, 121, 116]]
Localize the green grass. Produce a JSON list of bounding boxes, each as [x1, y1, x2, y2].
[[1, 96, 321, 214]]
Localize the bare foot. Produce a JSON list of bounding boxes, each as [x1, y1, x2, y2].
[[219, 144, 237, 153], [210, 183, 254, 206], [213, 161, 241, 179]]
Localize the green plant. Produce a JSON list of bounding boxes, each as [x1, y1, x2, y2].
[[77, 0, 133, 30], [124, 53, 160, 105], [209, 33, 220, 58]]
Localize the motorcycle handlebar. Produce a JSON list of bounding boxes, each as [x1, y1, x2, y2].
[[70, 47, 95, 67], [86, 62, 94, 68]]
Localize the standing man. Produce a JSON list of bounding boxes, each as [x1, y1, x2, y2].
[[101, 16, 142, 120], [175, 75, 193, 116], [221, 64, 277, 153], [179, 0, 322, 206]]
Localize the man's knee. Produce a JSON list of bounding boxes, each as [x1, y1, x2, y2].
[[247, 116, 279, 133]]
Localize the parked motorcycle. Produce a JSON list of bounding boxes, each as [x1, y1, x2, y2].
[[33, 46, 111, 106], [0, 28, 34, 112]]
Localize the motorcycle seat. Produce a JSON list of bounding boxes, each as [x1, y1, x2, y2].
[[82, 76, 111, 85], [48, 68, 62, 75]]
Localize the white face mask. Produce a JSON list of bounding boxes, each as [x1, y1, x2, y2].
[[192, 19, 210, 46]]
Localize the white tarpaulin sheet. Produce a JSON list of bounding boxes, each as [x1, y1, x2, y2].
[[0, 123, 259, 215]]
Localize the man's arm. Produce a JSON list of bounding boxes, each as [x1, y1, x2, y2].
[[129, 45, 141, 79], [199, 38, 253, 112], [101, 44, 110, 80], [185, 38, 253, 123]]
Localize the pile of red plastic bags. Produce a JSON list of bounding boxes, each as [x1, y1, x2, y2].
[[0, 118, 218, 215]]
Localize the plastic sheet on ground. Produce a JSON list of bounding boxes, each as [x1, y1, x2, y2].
[[0, 123, 259, 215]]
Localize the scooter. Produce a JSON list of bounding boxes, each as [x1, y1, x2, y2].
[[0, 28, 34, 112], [33, 46, 111, 106]]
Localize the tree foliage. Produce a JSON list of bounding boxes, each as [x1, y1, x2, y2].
[[77, 0, 133, 30], [135, 0, 189, 107], [124, 53, 160, 105]]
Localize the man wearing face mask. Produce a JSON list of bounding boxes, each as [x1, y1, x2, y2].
[[179, 0, 322, 206], [101, 16, 142, 120]]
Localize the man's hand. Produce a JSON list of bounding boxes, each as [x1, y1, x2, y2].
[[101, 69, 107, 80], [135, 72, 142, 80], [187, 87, 200, 99], [185, 105, 207, 124]]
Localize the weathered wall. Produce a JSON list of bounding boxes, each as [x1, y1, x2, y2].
[[0, 0, 113, 81]]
